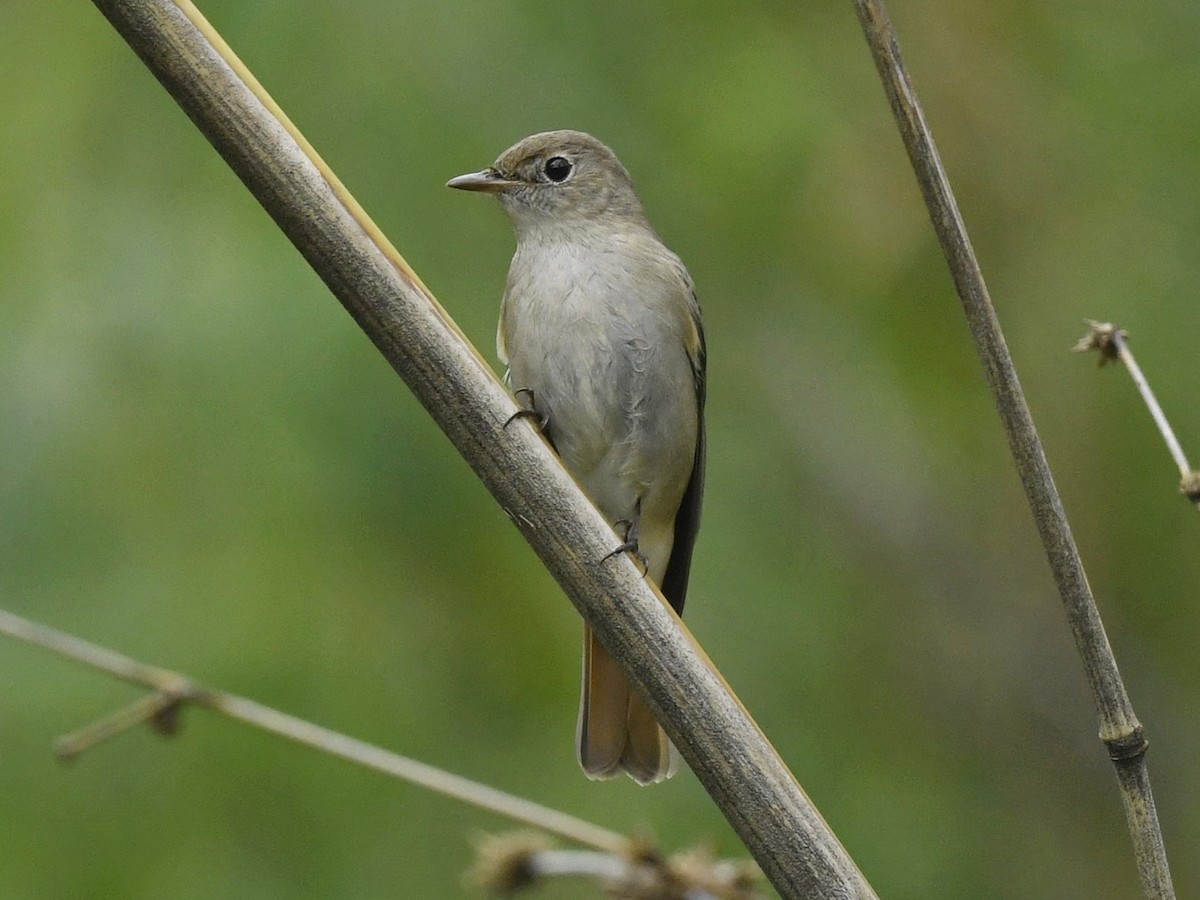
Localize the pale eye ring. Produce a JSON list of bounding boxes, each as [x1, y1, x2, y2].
[[543, 156, 573, 182]]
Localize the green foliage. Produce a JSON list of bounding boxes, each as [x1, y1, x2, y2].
[[2, 1, 1198, 897]]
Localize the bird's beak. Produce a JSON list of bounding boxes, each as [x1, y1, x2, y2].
[[446, 168, 519, 193]]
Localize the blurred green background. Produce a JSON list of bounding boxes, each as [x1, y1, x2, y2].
[[3, 1, 1198, 897]]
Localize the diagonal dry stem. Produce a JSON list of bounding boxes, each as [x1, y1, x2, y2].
[[73, 2, 876, 896], [1074, 321, 1200, 508], [852, 2, 1175, 898]]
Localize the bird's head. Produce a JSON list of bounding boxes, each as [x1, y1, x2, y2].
[[447, 130, 649, 237]]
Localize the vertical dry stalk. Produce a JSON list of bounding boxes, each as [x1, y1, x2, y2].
[[851, 2, 1175, 897], [85, 0, 875, 896]]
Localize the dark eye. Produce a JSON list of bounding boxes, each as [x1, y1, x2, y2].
[[543, 156, 572, 182]]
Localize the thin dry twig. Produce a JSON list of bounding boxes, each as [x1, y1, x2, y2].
[[55, 690, 184, 761], [1074, 321, 1200, 508], [469, 831, 764, 900], [852, 2, 1175, 898], [60, 3, 880, 894], [5, 610, 768, 894], [0, 607, 627, 853]]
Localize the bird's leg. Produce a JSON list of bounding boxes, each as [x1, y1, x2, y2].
[[602, 502, 648, 576], [505, 387, 549, 431]]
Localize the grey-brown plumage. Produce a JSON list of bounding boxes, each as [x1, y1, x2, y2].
[[448, 131, 705, 784]]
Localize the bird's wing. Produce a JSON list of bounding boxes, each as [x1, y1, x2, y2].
[[659, 274, 706, 616], [496, 294, 511, 375]]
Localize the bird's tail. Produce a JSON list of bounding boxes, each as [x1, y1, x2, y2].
[[576, 626, 675, 785]]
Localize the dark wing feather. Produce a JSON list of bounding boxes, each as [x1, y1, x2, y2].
[[659, 291, 706, 615]]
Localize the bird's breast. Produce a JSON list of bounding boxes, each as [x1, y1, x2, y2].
[[499, 239, 698, 512]]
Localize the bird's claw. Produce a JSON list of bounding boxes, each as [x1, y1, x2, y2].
[[505, 388, 549, 430], [601, 519, 648, 576]]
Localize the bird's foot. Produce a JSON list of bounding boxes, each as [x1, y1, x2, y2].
[[504, 388, 549, 431], [602, 518, 648, 576]]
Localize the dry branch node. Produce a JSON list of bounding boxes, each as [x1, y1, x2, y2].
[[470, 831, 553, 894], [1073, 320, 1126, 366], [1178, 472, 1200, 502], [1104, 728, 1149, 763], [54, 688, 190, 762]]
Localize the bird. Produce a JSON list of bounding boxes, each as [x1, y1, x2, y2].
[[448, 130, 705, 784]]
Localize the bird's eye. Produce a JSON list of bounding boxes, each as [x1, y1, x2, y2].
[[543, 156, 573, 183]]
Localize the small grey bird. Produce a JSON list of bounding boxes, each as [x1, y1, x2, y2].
[[448, 131, 705, 785]]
